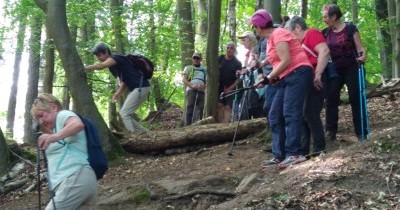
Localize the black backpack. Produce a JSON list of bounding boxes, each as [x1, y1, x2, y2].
[[126, 54, 155, 79]]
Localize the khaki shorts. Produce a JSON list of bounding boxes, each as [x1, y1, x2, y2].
[[45, 166, 97, 210]]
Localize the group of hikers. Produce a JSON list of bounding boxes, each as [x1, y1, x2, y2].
[[29, 4, 369, 209]]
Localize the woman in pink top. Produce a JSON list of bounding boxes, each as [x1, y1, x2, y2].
[[250, 9, 313, 168]]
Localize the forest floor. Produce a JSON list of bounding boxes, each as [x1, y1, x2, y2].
[[1, 92, 400, 210]]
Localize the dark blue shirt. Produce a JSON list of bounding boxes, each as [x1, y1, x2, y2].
[[110, 54, 150, 91]]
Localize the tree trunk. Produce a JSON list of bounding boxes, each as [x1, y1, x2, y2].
[[375, 0, 392, 79], [34, 0, 123, 156], [389, 0, 397, 78], [42, 27, 55, 94], [0, 127, 10, 177], [301, 0, 308, 19], [23, 12, 43, 144], [351, 0, 358, 24], [177, 0, 195, 68], [148, 0, 164, 111], [121, 118, 266, 154], [205, 0, 221, 120], [228, 0, 236, 43], [177, 0, 195, 125], [109, 0, 128, 131], [394, 0, 400, 78], [6, 15, 27, 137], [263, 0, 281, 24], [196, 0, 208, 51]]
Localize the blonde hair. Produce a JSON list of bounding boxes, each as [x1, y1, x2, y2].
[[31, 93, 63, 118]]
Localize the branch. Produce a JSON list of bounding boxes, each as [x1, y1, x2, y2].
[[33, 0, 47, 12], [162, 189, 236, 200]]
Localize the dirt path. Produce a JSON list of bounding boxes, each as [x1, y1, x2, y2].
[[1, 94, 400, 209]]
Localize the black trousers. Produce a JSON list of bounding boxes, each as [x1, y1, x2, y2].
[[325, 65, 368, 138]]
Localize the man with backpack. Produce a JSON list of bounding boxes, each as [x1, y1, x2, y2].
[[182, 52, 207, 125], [31, 93, 97, 210], [85, 43, 151, 133]]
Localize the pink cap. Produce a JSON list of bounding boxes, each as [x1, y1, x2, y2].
[[249, 9, 273, 27]]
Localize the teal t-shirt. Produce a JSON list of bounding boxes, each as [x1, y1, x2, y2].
[[46, 110, 89, 190]]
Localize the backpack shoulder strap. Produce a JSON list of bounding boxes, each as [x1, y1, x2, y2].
[[322, 27, 330, 38]]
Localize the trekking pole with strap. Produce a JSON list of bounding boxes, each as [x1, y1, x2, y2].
[[228, 87, 249, 156], [358, 63, 370, 141]]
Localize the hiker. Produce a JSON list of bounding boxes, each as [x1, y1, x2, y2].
[[31, 93, 96, 210], [237, 31, 264, 119], [85, 43, 150, 133], [250, 9, 313, 168], [182, 52, 207, 125], [286, 16, 330, 156], [218, 42, 242, 123], [322, 4, 367, 141]]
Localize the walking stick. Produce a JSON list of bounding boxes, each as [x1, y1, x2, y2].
[[35, 133, 42, 210], [358, 64, 370, 141], [228, 88, 249, 156], [191, 91, 199, 124]]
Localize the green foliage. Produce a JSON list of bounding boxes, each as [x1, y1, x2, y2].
[[130, 185, 151, 204]]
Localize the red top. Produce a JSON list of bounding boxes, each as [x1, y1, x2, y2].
[[302, 28, 326, 70]]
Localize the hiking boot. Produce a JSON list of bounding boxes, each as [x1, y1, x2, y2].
[[278, 155, 307, 168], [262, 157, 282, 167], [326, 131, 336, 141]]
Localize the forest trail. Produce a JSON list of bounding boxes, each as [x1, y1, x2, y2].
[[1, 93, 400, 209]]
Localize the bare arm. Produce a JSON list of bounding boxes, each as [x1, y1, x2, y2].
[[112, 82, 128, 102], [38, 116, 84, 150], [313, 42, 330, 90], [353, 31, 367, 63], [85, 57, 117, 72], [268, 41, 291, 80]]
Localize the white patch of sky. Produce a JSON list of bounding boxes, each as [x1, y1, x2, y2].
[[0, 0, 29, 143]]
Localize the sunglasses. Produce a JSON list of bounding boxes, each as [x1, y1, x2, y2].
[[192, 56, 201, 60]]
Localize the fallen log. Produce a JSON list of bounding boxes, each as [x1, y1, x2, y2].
[[121, 118, 266, 154]]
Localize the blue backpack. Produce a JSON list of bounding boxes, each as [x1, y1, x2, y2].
[[77, 114, 108, 180]]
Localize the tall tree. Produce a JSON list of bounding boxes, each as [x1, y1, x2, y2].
[[228, 0, 236, 43], [196, 0, 208, 51], [375, 0, 392, 79], [205, 0, 221, 120], [394, 0, 400, 78], [23, 10, 43, 143], [109, 0, 126, 131], [34, 0, 122, 156], [42, 27, 55, 93], [147, 0, 164, 111], [388, 0, 399, 78], [301, 0, 308, 19], [177, 0, 195, 124], [176, 0, 195, 68], [351, 0, 359, 24], [263, 0, 281, 24], [6, 13, 27, 136], [0, 127, 10, 177]]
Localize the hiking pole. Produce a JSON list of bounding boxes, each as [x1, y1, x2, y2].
[[35, 132, 42, 210], [220, 86, 254, 100], [191, 91, 199, 124], [358, 64, 370, 141], [32, 121, 42, 210], [42, 150, 57, 210], [228, 88, 249, 156]]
